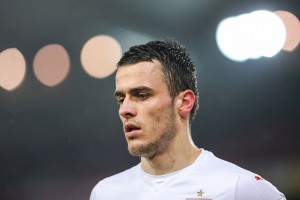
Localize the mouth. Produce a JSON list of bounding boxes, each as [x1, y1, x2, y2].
[[124, 122, 141, 138]]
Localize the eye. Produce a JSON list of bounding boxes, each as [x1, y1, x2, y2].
[[116, 96, 124, 104], [137, 93, 149, 100]]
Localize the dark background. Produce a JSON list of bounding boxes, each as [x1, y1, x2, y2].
[[0, 0, 299, 199]]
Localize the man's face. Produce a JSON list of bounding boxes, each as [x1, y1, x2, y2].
[[115, 60, 177, 158]]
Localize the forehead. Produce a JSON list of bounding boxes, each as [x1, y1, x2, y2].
[[115, 60, 166, 90]]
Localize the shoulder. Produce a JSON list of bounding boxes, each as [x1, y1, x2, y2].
[[90, 165, 140, 200], [203, 150, 286, 200], [235, 174, 286, 200], [202, 150, 255, 176]]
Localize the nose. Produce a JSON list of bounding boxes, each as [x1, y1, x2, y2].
[[119, 97, 137, 119]]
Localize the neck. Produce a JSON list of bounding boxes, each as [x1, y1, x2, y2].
[[140, 129, 201, 175]]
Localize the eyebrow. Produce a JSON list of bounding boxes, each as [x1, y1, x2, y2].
[[114, 86, 154, 97]]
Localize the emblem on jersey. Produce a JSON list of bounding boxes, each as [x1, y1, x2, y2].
[[197, 190, 204, 197], [186, 189, 212, 200], [255, 175, 264, 181]]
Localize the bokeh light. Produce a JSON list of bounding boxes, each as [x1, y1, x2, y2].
[[274, 10, 300, 52], [216, 10, 286, 62], [33, 44, 70, 87], [80, 35, 122, 79], [0, 48, 26, 91]]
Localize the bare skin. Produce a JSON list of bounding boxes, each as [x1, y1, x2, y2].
[[115, 60, 201, 175]]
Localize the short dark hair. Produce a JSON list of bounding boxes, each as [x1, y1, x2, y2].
[[117, 39, 199, 125]]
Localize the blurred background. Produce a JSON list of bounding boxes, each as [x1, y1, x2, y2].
[[0, 0, 299, 199]]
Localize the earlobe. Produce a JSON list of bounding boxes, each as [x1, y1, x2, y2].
[[177, 90, 195, 118]]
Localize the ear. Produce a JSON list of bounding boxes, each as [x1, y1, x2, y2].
[[176, 90, 195, 119]]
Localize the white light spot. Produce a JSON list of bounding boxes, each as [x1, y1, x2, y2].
[[81, 35, 122, 79], [0, 48, 26, 91], [33, 44, 70, 87], [216, 10, 286, 62], [274, 10, 300, 52]]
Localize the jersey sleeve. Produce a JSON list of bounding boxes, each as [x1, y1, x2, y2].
[[235, 175, 286, 200], [89, 187, 96, 200], [89, 181, 104, 200]]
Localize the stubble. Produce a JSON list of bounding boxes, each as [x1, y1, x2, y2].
[[128, 106, 177, 159]]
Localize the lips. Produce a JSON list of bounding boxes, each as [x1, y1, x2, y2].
[[124, 122, 141, 138]]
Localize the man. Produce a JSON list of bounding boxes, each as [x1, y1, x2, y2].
[[90, 39, 285, 199]]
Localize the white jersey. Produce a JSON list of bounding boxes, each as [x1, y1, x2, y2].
[[90, 149, 285, 200]]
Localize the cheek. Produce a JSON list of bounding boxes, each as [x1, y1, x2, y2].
[[153, 108, 169, 128], [155, 109, 162, 122], [142, 109, 163, 134], [153, 107, 166, 124], [142, 103, 162, 121], [141, 99, 173, 129]]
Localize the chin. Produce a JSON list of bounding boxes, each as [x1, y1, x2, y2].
[[127, 141, 164, 159], [128, 142, 148, 156]]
